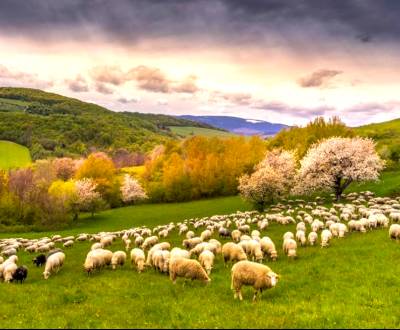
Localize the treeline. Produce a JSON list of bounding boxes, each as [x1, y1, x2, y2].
[[141, 136, 267, 202]]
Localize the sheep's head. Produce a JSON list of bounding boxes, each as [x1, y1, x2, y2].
[[267, 272, 279, 287], [43, 271, 50, 279]]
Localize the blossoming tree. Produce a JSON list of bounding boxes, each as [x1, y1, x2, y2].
[[294, 137, 384, 200], [120, 174, 148, 204], [238, 149, 296, 210]]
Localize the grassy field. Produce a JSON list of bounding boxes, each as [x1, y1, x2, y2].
[[168, 126, 236, 138], [0, 140, 31, 170], [1, 183, 400, 327]]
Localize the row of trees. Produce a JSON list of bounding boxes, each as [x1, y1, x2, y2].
[[0, 153, 147, 229], [239, 137, 385, 210]]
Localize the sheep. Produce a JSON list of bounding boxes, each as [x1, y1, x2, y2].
[[218, 227, 231, 238], [295, 230, 306, 246], [130, 248, 145, 273], [186, 231, 195, 239], [296, 222, 306, 232], [259, 237, 278, 261], [208, 239, 222, 254], [3, 262, 18, 283], [251, 230, 261, 240], [134, 236, 144, 247], [33, 254, 46, 267], [238, 225, 250, 234], [111, 251, 127, 270], [91, 243, 102, 250], [100, 236, 113, 248], [152, 250, 170, 273], [43, 252, 65, 279], [12, 265, 28, 284], [182, 237, 202, 249], [170, 247, 191, 261], [124, 239, 132, 252], [63, 240, 74, 248], [222, 242, 247, 264], [169, 258, 210, 284], [283, 232, 294, 241], [338, 223, 348, 238], [142, 236, 159, 251], [389, 224, 400, 240], [389, 212, 400, 223], [146, 242, 171, 266], [282, 238, 297, 258], [199, 250, 215, 275], [83, 249, 112, 274], [200, 229, 212, 241], [321, 229, 332, 248], [2, 248, 17, 257], [0, 255, 18, 280], [231, 229, 242, 242], [308, 232, 318, 246], [231, 260, 279, 301]]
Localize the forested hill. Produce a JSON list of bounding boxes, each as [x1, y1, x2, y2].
[[0, 87, 212, 160]]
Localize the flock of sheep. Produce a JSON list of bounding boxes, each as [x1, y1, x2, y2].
[[1, 190, 400, 301]]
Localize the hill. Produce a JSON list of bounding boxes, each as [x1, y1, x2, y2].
[[178, 115, 289, 136], [0, 87, 211, 160], [354, 118, 400, 165], [0, 140, 31, 169], [168, 126, 237, 138]]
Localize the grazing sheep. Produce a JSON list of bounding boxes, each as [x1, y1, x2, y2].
[[130, 248, 145, 273], [296, 222, 306, 232], [111, 251, 127, 270], [2, 248, 17, 257], [248, 240, 263, 263], [33, 254, 47, 267], [91, 243, 102, 250], [338, 223, 348, 238], [170, 247, 191, 261], [169, 258, 210, 284], [200, 229, 212, 241], [125, 239, 132, 252], [218, 227, 231, 238], [283, 232, 294, 241], [43, 252, 65, 279], [142, 236, 159, 251], [152, 250, 170, 273], [199, 250, 215, 275], [134, 236, 144, 247], [146, 242, 171, 266], [186, 231, 195, 239], [3, 262, 18, 283], [231, 260, 279, 301], [389, 224, 400, 240], [208, 239, 222, 254], [83, 249, 112, 274], [12, 265, 28, 284], [63, 240, 74, 248], [259, 237, 278, 261], [282, 238, 297, 258], [321, 229, 332, 248], [222, 242, 247, 264], [100, 236, 113, 248], [295, 230, 306, 246], [308, 232, 318, 246], [182, 237, 202, 249], [231, 229, 242, 242]]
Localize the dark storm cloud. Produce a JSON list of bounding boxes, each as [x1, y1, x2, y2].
[[0, 0, 399, 47], [298, 69, 342, 88]]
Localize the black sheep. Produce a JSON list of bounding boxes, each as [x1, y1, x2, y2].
[[12, 265, 28, 283], [219, 228, 231, 238], [33, 254, 46, 267]]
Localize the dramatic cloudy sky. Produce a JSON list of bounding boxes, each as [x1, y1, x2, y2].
[[1, 0, 400, 126]]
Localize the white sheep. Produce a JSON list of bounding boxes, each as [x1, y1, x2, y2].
[[389, 224, 400, 240], [308, 232, 318, 246], [130, 248, 145, 273], [43, 252, 65, 279], [199, 250, 214, 275], [169, 258, 210, 284], [111, 251, 127, 270], [295, 230, 306, 246], [282, 238, 297, 258]]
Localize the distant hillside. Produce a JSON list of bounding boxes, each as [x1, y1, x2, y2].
[[168, 126, 237, 138], [354, 118, 400, 166], [0, 87, 211, 160], [178, 115, 289, 136]]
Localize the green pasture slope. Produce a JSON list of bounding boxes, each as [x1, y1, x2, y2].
[[0, 140, 31, 169], [0, 175, 400, 327], [168, 126, 236, 138]]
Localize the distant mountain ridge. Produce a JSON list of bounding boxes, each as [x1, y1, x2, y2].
[[178, 115, 289, 136]]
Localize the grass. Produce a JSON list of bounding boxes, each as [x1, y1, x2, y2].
[[0, 140, 31, 170], [0, 97, 29, 112], [168, 126, 236, 138], [1, 190, 400, 327]]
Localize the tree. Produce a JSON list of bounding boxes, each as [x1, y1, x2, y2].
[[53, 157, 79, 180], [238, 150, 296, 210], [294, 137, 385, 200], [74, 178, 103, 218], [120, 174, 148, 204]]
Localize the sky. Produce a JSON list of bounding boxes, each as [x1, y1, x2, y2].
[[0, 0, 400, 127]]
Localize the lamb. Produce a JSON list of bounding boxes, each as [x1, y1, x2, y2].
[[199, 250, 215, 275], [111, 251, 127, 270], [222, 242, 247, 264], [33, 254, 47, 267], [321, 229, 332, 248], [200, 229, 212, 241], [169, 258, 210, 284], [43, 251, 65, 279], [248, 240, 263, 263], [63, 240, 74, 248], [389, 224, 400, 240], [231, 260, 279, 301], [282, 238, 297, 258], [130, 248, 145, 273], [308, 232, 318, 246], [12, 265, 28, 284], [295, 230, 306, 246], [259, 237, 278, 261]]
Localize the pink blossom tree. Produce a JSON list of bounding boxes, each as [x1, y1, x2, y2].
[[74, 178, 103, 217], [120, 174, 148, 204], [238, 150, 296, 210], [294, 137, 385, 200]]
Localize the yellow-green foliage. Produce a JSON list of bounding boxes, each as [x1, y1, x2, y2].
[[142, 135, 267, 202], [0, 140, 31, 169], [267, 116, 354, 158]]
